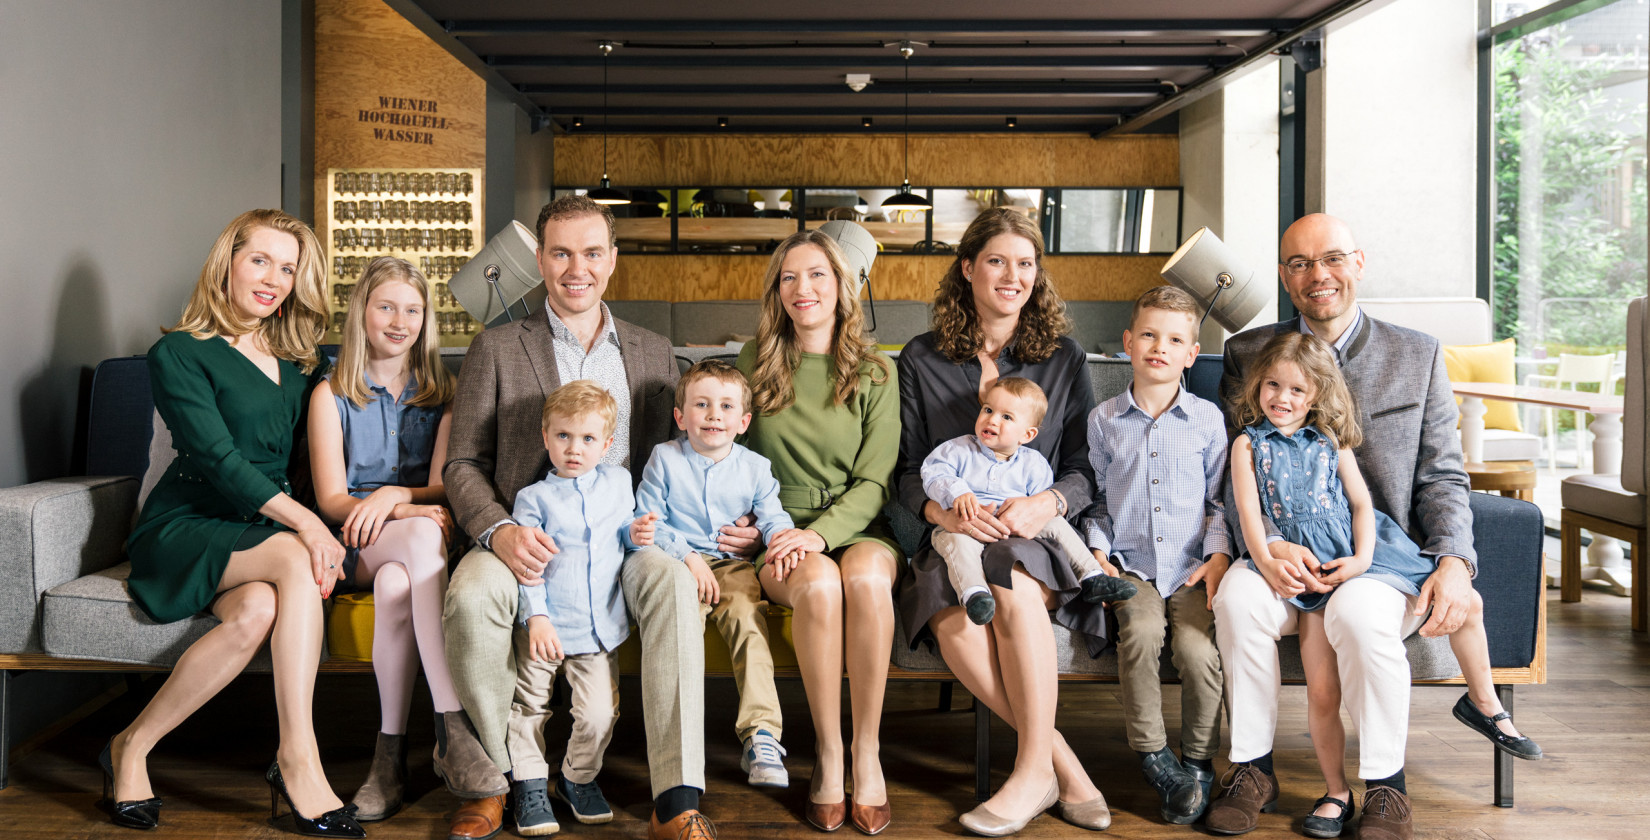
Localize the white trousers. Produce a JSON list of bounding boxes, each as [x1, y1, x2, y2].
[[1212, 565, 1424, 780]]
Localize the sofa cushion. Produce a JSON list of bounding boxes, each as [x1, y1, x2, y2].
[[1444, 339, 1524, 432], [1562, 473, 1646, 527], [1481, 429, 1543, 462], [41, 562, 275, 670]]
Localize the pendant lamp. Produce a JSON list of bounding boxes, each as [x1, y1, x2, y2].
[[587, 41, 630, 206], [881, 42, 931, 213]]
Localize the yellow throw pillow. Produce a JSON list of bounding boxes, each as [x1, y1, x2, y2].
[[1443, 338, 1523, 432]]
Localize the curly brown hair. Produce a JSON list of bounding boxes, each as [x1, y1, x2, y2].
[[1234, 332, 1363, 450], [748, 230, 889, 415], [929, 207, 1072, 364]]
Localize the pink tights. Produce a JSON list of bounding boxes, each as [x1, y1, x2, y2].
[[354, 516, 462, 734]]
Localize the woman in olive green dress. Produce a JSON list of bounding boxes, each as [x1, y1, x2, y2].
[[108, 210, 362, 837], [735, 230, 901, 835]]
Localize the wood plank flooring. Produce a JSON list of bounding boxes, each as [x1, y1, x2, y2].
[[1, 590, 1644, 840]]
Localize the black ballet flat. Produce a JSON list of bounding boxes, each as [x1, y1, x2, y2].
[[1301, 792, 1355, 838], [266, 760, 366, 838], [99, 739, 162, 830], [1452, 693, 1544, 760]]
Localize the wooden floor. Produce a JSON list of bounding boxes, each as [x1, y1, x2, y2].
[[1, 590, 1644, 840]]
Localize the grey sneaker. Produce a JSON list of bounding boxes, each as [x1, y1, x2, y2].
[[740, 729, 789, 788], [511, 778, 559, 837], [553, 775, 613, 825]]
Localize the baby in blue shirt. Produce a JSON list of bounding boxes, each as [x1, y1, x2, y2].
[[506, 380, 656, 835], [633, 360, 797, 789], [921, 377, 1137, 625]]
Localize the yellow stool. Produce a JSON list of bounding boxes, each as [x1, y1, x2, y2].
[[326, 592, 377, 662]]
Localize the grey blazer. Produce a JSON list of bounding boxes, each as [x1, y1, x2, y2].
[[1219, 314, 1477, 572], [443, 306, 679, 540]]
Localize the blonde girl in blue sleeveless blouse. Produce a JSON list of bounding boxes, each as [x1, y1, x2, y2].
[[307, 257, 460, 823], [1228, 332, 1540, 838], [114, 210, 362, 837]]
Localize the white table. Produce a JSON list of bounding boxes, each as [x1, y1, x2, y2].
[[1454, 381, 1628, 595]]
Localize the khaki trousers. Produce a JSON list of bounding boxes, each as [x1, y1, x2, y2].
[[1112, 572, 1223, 758], [505, 631, 620, 783], [442, 548, 522, 774], [621, 546, 708, 796], [933, 515, 1100, 598], [702, 555, 782, 743]]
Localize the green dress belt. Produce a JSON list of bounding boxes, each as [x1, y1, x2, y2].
[[778, 483, 849, 510]]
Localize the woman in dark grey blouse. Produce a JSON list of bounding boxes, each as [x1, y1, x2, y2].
[[895, 208, 1110, 834]]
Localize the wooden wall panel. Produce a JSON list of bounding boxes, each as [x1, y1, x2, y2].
[[312, 0, 486, 238], [607, 254, 1165, 304]]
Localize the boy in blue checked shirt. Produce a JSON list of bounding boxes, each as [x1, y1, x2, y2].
[[1083, 285, 1231, 826], [632, 360, 798, 789], [922, 376, 1139, 626], [507, 381, 659, 835]]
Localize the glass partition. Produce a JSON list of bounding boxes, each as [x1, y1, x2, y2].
[[1055, 188, 1182, 253], [932, 189, 1045, 252], [800, 188, 929, 254]]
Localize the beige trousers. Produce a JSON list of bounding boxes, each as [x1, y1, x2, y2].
[[505, 630, 620, 783], [442, 548, 521, 774], [1213, 565, 1424, 780], [702, 555, 782, 742], [933, 515, 1100, 599], [621, 546, 708, 796], [1112, 572, 1223, 758]]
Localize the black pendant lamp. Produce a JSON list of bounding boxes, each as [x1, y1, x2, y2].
[[881, 42, 931, 213], [587, 41, 630, 206]]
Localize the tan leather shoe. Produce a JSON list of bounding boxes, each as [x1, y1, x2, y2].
[[447, 794, 506, 840], [1055, 793, 1112, 831], [648, 809, 718, 840], [1204, 764, 1279, 836]]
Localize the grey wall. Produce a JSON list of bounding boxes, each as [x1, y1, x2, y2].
[[0, 0, 284, 488]]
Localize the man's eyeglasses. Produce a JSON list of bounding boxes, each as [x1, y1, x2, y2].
[[1281, 251, 1358, 276]]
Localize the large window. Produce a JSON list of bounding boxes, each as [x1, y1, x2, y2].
[[1488, 0, 1646, 359]]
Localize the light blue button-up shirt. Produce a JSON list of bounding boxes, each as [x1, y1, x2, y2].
[[633, 438, 793, 560], [332, 371, 443, 498], [920, 434, 1055, 511], [1082, 386, 1232, 598], [513, 463, 633, 655]]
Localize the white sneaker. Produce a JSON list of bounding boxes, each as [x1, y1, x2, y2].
[[740, 729, 789, 788]]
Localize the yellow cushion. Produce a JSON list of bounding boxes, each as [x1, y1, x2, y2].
[[326, 592, 376, 662], [1443, 338, 1523, 432]]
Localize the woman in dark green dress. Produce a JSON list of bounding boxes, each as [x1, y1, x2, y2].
[[106, 210, 363, 838]]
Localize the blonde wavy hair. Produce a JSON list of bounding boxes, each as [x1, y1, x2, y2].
[[1235, 332, 1363, 449], [165, 209, 327, 373], [331, 256, 455, 409], [929, 207, 1072, 365], [749, 229, 889, 415]]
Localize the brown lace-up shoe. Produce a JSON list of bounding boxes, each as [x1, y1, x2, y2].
[[1356, 786, 1413, 840], [648, 809, 718, 840], [447, 794, 505, 840], [1204, 764, 1279, 835]]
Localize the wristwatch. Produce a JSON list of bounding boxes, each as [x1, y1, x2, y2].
[[1049, 489, 1068, 517]]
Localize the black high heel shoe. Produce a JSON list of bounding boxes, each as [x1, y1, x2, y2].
[[266, 760, 366, 838], [98, 739, 162, 830]]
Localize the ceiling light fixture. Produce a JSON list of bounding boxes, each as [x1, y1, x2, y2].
[[881, 42, 931, 214], [718, 116, 729, 128], [863, 116, 873, 127], [1006, 116, 1017, 128], [587, 41, 629, 206], [572, 115, 583, 128]]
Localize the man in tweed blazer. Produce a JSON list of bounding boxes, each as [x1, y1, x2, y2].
[[1206, 214, 1478, 840], [441, 197, 706, 840]]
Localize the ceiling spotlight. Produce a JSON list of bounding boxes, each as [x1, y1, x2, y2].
[[718, 116, 729, 128], [846, 73, 872, 92], [572, 116, 583, 128], [862, 116, 873, 127], [1006, 116, 1017, 128]]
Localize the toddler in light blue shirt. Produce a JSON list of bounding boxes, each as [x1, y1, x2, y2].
[[506, 380, 657, 835], [921, 377, 1137, 625], [633, 360, 797, 789]]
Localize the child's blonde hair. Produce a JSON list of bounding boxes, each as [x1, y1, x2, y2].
[[1235, 332, 1363, 449], [987, 376, 1049, 427], [333, 256, 455, 408], [675, 359, 752, 414], [1129, 285, 1200, 331], [541, 380, 619, 439]]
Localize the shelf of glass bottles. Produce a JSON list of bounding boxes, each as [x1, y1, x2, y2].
[[325, 167, 484, 347]]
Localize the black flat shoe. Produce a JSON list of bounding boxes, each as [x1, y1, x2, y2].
[[1301, 792, 1354, 838], [1452, 693, 1543, 759], [99, 739, 162, 830], [266, 760, 366, 838]]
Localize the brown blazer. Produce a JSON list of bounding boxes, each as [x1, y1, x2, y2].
[[443, 306, 679, 539]]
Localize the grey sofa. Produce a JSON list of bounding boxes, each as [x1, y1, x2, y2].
[[0, 350, 1545, 805]]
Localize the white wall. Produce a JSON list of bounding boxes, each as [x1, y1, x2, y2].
[[1322, 0, 1479, 296], [0, 0, 283, 487]]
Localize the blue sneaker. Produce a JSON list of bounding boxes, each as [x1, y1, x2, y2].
[[511, 777, 559, 837], [740, 729, 789, 788], [554, 775, 613, 825]]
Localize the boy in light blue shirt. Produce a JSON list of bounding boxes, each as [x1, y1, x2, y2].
[[633, 360, 796, 788], [921, 376, 1137, 626], [507, 380, 658, 836]]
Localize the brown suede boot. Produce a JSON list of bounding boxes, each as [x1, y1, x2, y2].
[[351, 732, 407, 821], [432, 711, 508, 799]]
